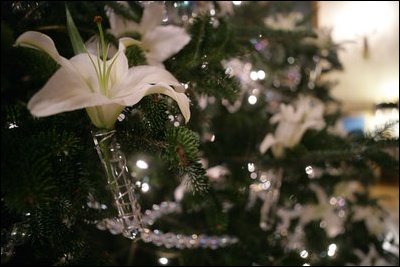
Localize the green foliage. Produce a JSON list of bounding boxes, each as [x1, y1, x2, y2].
[[166, 15, 241, 102], [1, 1, 398, 266], [1, 125, 82, 213], [65, 5, 85, 55], [165, 126, 209, 193], [16, 47, 59, 82], [125, 44, 147, 67]]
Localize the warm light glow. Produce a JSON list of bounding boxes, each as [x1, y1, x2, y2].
[[257, 70, 266, 80], [141, 182, 150, 193], [136, 159, 149, 169], [300, 249, 309, 258], [365, 108, 399, 138], [159, 257, 168, 265], [248, 95, 258, 105], [328, 243, 337, 257], [232, 1, 242, 6], [250, 71, 258, 81], [327, 2, 397, 41], [305, 166, 313, 175], [210, 134, 216, 142], [318, 2, 399, 113], [247, 163, 255, 172], [380, 81, 399, 103]]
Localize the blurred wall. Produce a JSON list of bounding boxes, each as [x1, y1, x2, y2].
[[318, 1, 399, 111], [318, 1, 399, 137]]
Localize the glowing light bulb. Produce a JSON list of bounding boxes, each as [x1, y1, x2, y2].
[[248, 95, 257, 105], [300, 250, 309, 258], [159, 257, 168, 265], [136, 160, 149, 169], [250, 71, 258, 81], [327, 243, 337, 257], [257, 70, 266, 80], [141, 182, 150, 193], [247, 163, 255, 172]]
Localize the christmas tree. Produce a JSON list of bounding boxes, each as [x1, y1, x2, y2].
[[1, 1, 398, 266]]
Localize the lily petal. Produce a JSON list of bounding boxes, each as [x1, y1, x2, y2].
[[259, 134, 276, 154], [15, 31, 73, 71], [27, 56, 112, 117], [119, 65, 185, 94], [86, 104, 124, 129], [142, 83, 191, 123], [84, 35, 101, 56], [144, 25, 191, 64], [115, 81, 190, 123], [106, 38, 134, 90], [112, 65, 189, 122], [139, 2, 163, 34]]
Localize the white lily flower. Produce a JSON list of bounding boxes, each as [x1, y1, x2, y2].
[[106, 1, 191, 67], [260, 95, 325, 158], [352, 206, 386, 237], [300, 184, 345, 238], [16, 31, 190, 129], [277, 184, 345, 238]]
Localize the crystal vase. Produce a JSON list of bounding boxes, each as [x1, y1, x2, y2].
[[92, 129, 143, 239]]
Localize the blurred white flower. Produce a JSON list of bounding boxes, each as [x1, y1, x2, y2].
[[352, 206, 386, 237], [105, 1, 191, 67], [277, 183, 345, 238], [260, 95, 326, 157], [301, 184, 344, 238]]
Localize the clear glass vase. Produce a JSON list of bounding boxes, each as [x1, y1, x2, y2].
[[92, 129, 143, 239]]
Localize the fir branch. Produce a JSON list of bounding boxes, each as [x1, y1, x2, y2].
[[138, 96, 169, 139], [185, 161, 209, 194], [125, 44, 147, 67], [166, 15, 241, 102], [17, 46, 58, 81], [165, 126, 209, 194]]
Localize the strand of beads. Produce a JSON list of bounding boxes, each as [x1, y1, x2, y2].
[[92, 200, 238, 249]]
